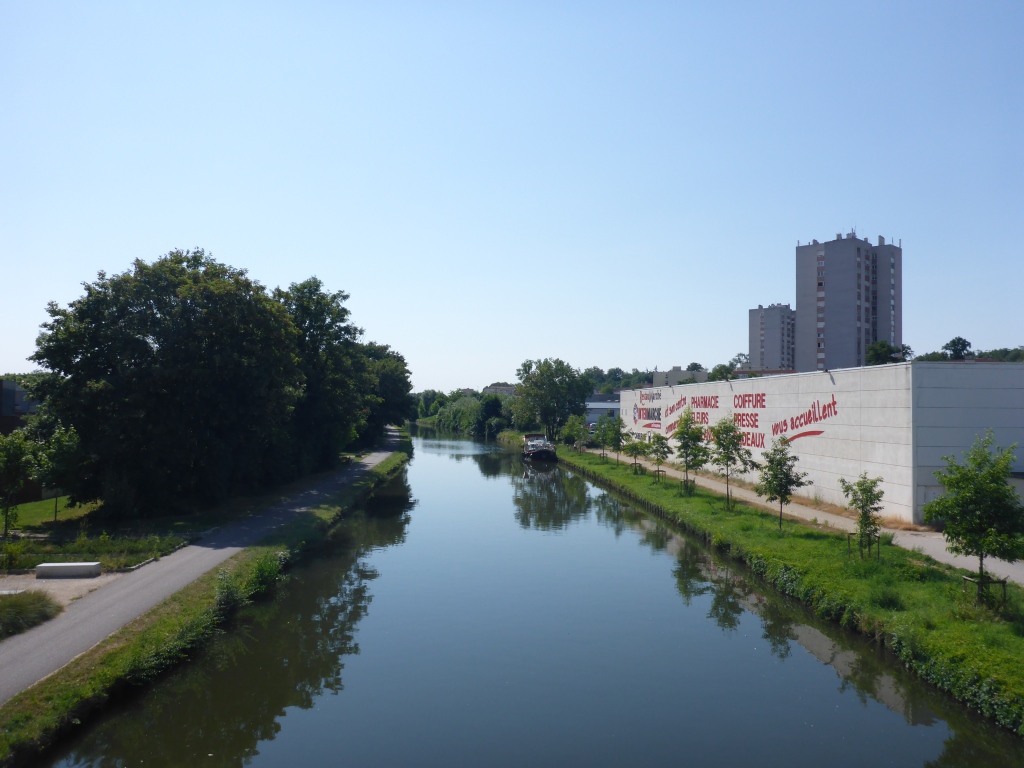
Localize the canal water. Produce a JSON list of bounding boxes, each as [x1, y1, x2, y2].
[[38, 435, 1024, 767]]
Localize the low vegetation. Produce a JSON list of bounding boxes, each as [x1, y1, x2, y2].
[[558, 447, 1024, 736], [0, 592, 61, 641]]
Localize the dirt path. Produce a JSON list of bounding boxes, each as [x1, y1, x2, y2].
[[0, 431, 399, 707], [582, 449, 1024, 586]]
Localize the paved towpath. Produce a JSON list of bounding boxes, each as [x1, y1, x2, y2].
[[581, 449, 1024, 587], [0, 430, 399, 707]]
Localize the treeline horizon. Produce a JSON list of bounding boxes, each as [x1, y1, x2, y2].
[[13, 249, 414, 518]]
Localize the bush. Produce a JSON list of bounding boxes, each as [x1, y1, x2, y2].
[[0, 591, 62, 639]]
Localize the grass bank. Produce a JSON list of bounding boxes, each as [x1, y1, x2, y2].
[[558, 447, 1024, 737], [0, 433, 412, 768]]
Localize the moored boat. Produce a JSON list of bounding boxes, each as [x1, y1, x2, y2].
[[522, 433, 557, 462]]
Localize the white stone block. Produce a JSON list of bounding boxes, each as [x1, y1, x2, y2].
[[35, 562, 102, 578]]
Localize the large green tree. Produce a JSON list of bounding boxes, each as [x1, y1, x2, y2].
[[31, 250, 299, 515], [275, 278, 365, 472], [359, 342, 416, 440], [866, 341, 913, 365], [924, 431, 1024, 600], [942, 336, 972, 360], [515, 358, 590, 440]]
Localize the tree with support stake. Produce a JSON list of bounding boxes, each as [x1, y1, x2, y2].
[[623, 436, 649, 474], [755, 437, 811, 531], [924, 431, 1024, 604], [609, 417, 629, 464], [839, 473, 884, 558], [709, 417, 758, 511], [649, 434, 671, 483], [673, 408, 709, 496]]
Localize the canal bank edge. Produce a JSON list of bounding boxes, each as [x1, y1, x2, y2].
[[0, 435, 412, 768], [557, 447, 1024, 738]]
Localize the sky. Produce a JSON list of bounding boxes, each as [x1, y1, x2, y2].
[[2, 1, 1022, 392]]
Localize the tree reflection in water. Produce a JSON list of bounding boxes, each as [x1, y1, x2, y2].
[[46, 470, 416, 768], [511, 466, 592, 531]]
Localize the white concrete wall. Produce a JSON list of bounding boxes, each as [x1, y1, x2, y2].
[[619, 362, 1024, 523], [620, 365, 915, 520], [912, 363, 1024, 517]]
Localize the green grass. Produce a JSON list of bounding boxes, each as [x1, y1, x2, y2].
[[0, 592, 62, 641], [559, 448, 1024, 736], [0, 433, 412, 766], [3, 533, 186, 572], [11, 498, 97, 531]]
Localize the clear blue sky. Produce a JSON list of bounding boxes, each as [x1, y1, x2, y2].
[[2, 2, 1021, 391]]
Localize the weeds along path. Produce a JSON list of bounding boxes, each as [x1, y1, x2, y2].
[[579, 447, 1024, 587], [0, 430, 400, 707]]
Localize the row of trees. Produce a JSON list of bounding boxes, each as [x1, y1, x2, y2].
[[589, 409, 1024, 598], [7, 249, 415, 520], [868, 336, 1024, 365]]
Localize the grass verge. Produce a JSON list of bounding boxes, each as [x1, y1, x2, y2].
[[559, 447, 1024, 737], [0, 592, 62, 641], [0, 433, 412, 768]]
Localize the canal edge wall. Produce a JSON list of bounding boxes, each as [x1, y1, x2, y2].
[[556, 448, 1024, 738], [0, 437, 412, 768]]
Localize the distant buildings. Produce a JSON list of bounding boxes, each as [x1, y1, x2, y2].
[[584, 393, 620, 425], [482, 384, 516, 396], [749, 304, 795, 371], [748, 231, 903, 374], [652, 367, 709, 386], [0, 379, 38, 435]]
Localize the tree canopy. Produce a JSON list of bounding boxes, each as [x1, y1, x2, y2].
[[29, 250, 413, 517], [866, 341, 913, 365], [515, 358, 590, 440]]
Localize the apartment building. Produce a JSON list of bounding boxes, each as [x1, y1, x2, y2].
[[748, 303, 795, 371], [795, 232, 902, 372]]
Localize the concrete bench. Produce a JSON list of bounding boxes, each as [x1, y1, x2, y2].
[[35, 562, 102, 579]]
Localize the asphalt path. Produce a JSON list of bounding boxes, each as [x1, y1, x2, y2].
[[585, 448, 1024, 587], [0, 431, 399, 707]]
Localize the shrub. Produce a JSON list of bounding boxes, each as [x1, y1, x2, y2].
[[0, 591, 62, 639]]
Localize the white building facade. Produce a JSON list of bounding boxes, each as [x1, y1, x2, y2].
[[618, 362, 1024, 523]]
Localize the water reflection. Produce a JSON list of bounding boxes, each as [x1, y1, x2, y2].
[[511, 465, 591, 531], [37, 440, 1024, 768], [42, 471, 415, 768]]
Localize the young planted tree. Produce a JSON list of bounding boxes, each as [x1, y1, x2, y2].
[[560, 414, 588, 452], [32, 423, 80, 522], [755, 438, 811, 530], [924, 431, 1024, 602], [623, 436, 650, 474], [649, 434, 671, 483], [673, 408, 709, 495], [0, 430, 36, 541], [839, 473, 885, 558], [709, 417, 758, 510], [609, 418, 629, 463], [594, 414, 613, 458]]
